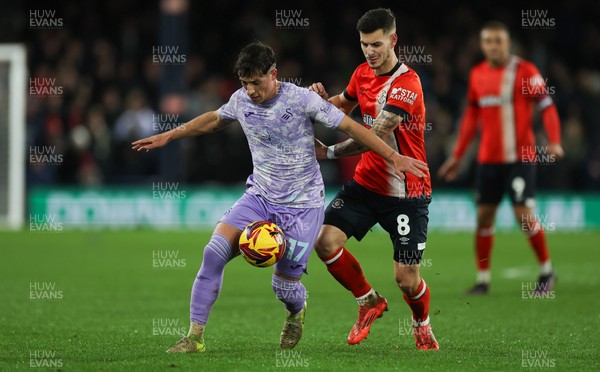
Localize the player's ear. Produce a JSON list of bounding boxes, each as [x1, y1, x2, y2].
[[390, 33, 398, 49], [270, 67, 277, 80]]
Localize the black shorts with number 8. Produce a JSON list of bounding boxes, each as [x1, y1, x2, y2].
[[324, 180, 431, 265]]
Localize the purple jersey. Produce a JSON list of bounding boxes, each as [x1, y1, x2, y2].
[[217, 82, 344, 208]]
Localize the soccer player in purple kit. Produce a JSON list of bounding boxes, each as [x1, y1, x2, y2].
[[132, 42, 428, 352]]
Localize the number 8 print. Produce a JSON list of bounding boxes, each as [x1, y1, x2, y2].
[[397, 214, 410, 236]]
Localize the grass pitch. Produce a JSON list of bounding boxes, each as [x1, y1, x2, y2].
[[1, 229, 599, 371]]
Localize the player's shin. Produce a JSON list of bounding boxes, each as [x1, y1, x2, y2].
[[323, 247, 372, 301], [402, 278, 430, 326], [524, 221, 552, 273], [272, 274, 306, 315], [273, 274, 307, 349], [189, 234, 233, 334], [475, 225, 494, 283]]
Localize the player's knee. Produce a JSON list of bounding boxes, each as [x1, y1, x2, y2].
[[394, 266, 420, 294], [314, 231, 343, 259], [477, 207, 497, 227]]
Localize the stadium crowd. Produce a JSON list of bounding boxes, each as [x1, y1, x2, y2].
[[12, 0, 600, 190]]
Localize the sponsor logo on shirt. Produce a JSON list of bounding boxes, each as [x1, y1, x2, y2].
[[243, 109, 274, 119], [389, 87, 418, 105], [479, 95, 511, 107]]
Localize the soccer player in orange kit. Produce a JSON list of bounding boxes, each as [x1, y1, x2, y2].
[[310, 8, 438, 350], [438, 21, 563, 295]]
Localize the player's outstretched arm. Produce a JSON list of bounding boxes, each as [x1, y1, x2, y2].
[[336, 115, 428, 180], [438, 102, 480, 182], [131, 111, 231, 152]]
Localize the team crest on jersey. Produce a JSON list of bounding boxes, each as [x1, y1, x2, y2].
[[281, 108, 294, 121], [331, 198, 344, 209], [377, 89, 388, 105]]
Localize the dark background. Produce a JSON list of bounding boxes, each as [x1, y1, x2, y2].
[[7, 0, 600, 190]]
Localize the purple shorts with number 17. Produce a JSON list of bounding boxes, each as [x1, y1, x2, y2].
[[220, 191, 324, 278]]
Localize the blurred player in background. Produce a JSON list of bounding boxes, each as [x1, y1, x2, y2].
[[438, 21, 563, 295], [132, 42, 428, 352], [310, 8, 439, 350]]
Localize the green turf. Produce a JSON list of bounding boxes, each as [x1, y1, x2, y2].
[[0, 229, 598, 371]]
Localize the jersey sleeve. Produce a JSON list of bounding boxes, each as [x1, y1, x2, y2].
[[453, 71, 481, 159], [521, 62, 552, 106], [521, 62, 561, 144], [343, 66, 360, 101], [216, 89, 240, 122], [305, 90, 345, 129], [381, 77, 419, 119]]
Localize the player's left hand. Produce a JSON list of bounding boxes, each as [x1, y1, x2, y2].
[[547, 143, 565, 160], [314, 138, 328, 160], [389, 153, 429, 180]]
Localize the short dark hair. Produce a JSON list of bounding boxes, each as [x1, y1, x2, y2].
[[356, 8, 396, 34], [481, 20, 510, 36], [234, 42, 276, 78]]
